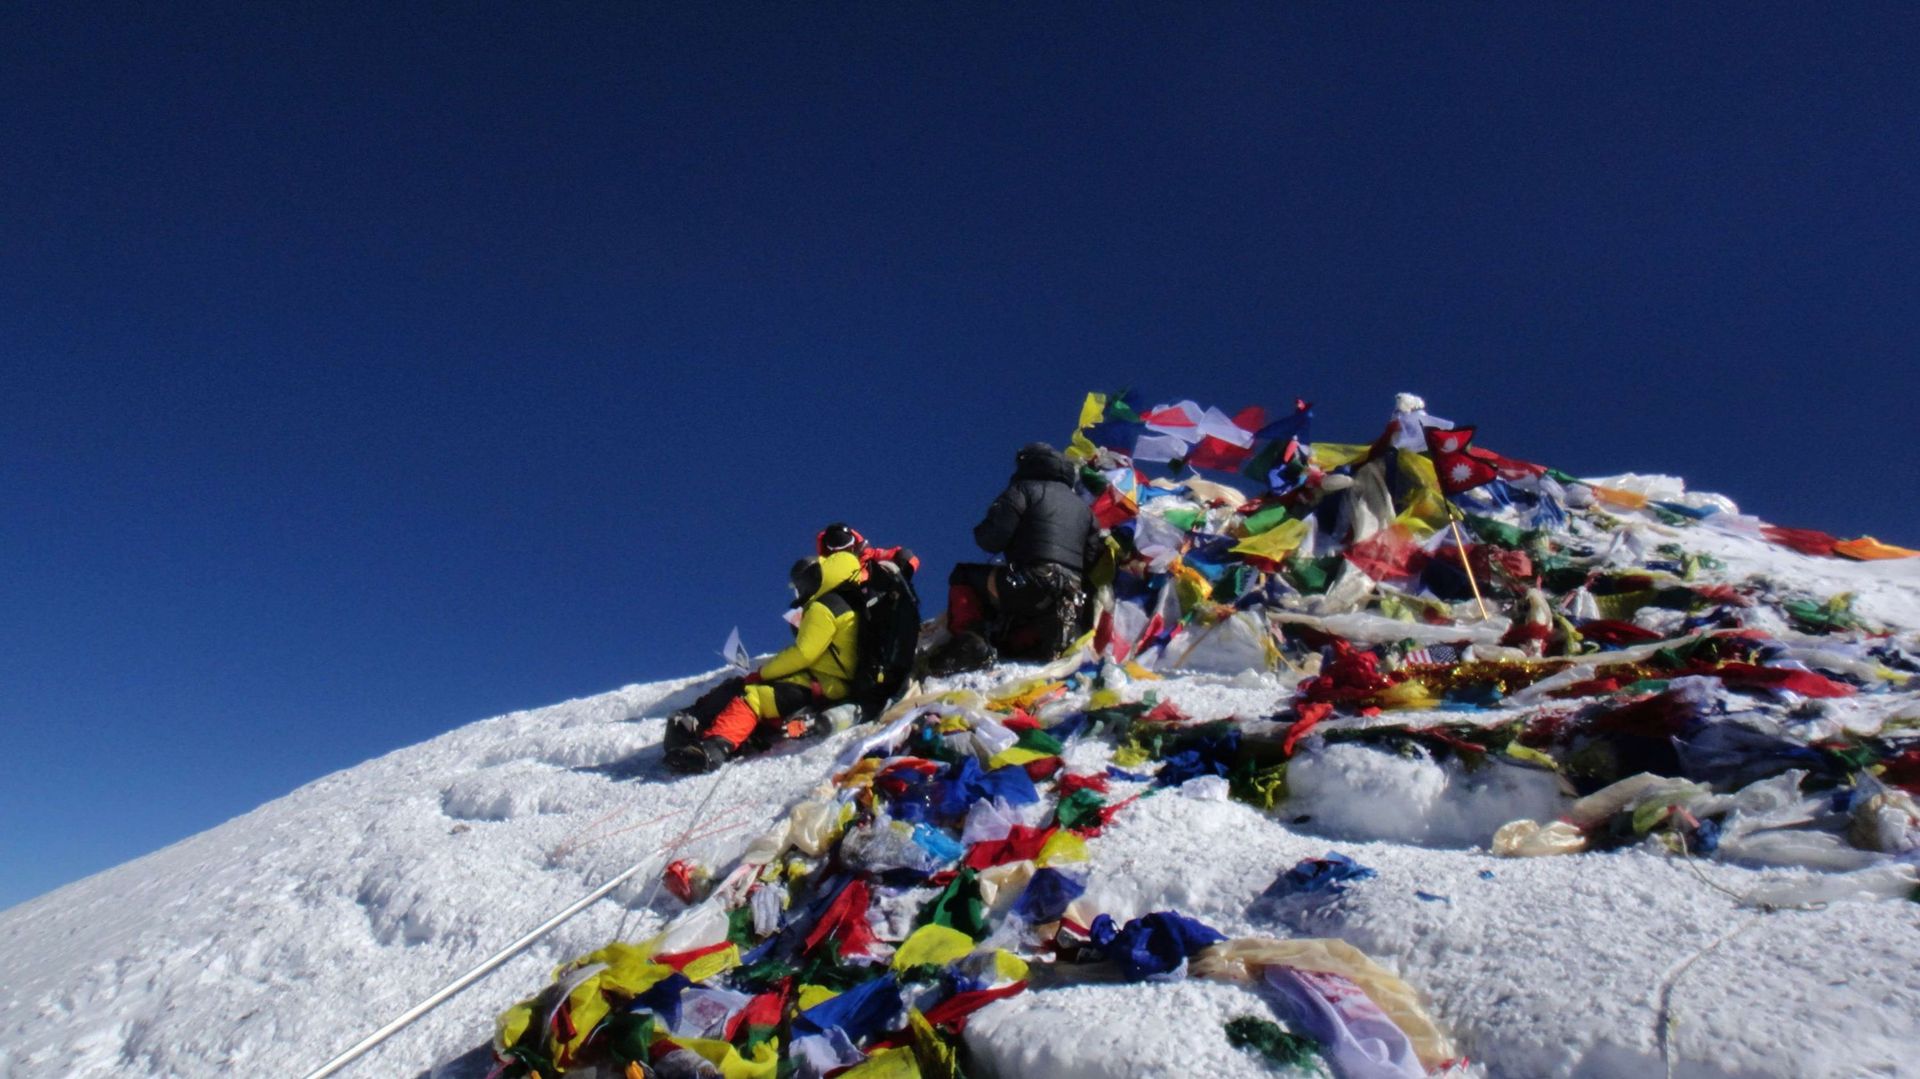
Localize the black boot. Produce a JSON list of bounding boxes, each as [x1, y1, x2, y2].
[[926, 630, 997, 676], [665, 735, 732, 774]]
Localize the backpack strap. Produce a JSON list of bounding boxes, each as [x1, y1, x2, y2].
[[820, 588, 858, 618], [820, 585, 861, 673]]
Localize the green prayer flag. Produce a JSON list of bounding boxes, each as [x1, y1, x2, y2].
[[1240, 503, 1293, 536], [1055, 789, 1107, 830], [1466, 515, 1526, 548], [605, 1012, 656, 1066], [1162, 508, 1203, 532], [727, 905, 757, 947], [1015, 728, 1065, 756], [919, 868, 990, 940], [1285, 553, 1343, 595]]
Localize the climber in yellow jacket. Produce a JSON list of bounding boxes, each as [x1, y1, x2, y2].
[[664, 549, 864, 774]]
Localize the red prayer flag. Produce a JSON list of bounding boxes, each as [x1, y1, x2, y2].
[[1705, 662, 1855, 698], [1140, 404, 1197, 428], [1283, 701, 1333, 756], [1344, 524, 1428, 581], [653, 939, 735, 971], [1761, 525, 1841, 558], [1023, 756, 1064, 781], [1186, 435, 1253, 471], [1090, 487, 1138, 528], [1057, 772, 1110, 795], [662, 859, 699, 904], [804, 878, 880, 958], [725, 984, 791, 1041], [921, 980, 1030, 1031], [963, 825, 1057, 869], [1425, 425, 1499, 495]]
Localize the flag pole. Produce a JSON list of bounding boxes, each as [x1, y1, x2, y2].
[[1447, 504, 1491, 621]]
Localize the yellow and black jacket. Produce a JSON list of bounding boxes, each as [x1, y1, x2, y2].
[[744, 550, 862, 718]]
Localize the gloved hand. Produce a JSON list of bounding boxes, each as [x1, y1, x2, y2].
[[743, 670, 763, 685]]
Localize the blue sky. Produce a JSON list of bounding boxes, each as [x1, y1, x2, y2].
[[5, 3, 1919, 909]]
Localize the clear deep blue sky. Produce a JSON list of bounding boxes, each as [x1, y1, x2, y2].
[[5, 3, 1919, 909]]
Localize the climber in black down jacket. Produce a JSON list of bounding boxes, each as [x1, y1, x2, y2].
[[931, 442, 1104, 673]]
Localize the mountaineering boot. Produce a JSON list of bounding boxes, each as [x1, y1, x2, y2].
[[665, 736, 731, 775], [925, 629, 997, 677], [663, 711, 701, 754]]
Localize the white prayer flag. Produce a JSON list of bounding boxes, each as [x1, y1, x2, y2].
[[720, 626, 751, 671]]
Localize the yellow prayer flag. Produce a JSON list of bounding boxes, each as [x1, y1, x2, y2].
[[908, 1008, 961, 1079], [797, 983, 841, 1010], [1036, 830, 1088, 865], [1231, 518, 1309, 562], [1589, 485, 1648, 510], [991, 949, 1031, 982], [680, 943, 740, 984], [839, 1046, 922, 1079], [672, 1036, 780, 1079], [1392, 449, 1448, 533], [987, 746, 1051, 769], [892, 924, 977, 970], [1311, 442, 1372, 468]]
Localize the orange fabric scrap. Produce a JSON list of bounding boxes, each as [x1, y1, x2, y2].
[[1834, 536, 1920, 561]]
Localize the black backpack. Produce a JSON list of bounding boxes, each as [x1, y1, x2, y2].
[[829, 559, 922, 718]]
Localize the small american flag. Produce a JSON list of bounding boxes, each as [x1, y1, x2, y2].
[[1402, 642, 1464, 667]]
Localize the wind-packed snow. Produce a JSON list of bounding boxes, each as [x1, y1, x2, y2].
[[4, 502, 1920, 1078]]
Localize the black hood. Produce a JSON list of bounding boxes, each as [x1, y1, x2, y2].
[[1012, 442, 1075, 485]]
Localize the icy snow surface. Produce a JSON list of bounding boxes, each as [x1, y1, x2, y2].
[[5, 509, 1920, 1078]]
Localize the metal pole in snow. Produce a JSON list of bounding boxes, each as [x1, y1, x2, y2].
[[301, 767, 733, 1079], [1446, 505, 1492, 621]]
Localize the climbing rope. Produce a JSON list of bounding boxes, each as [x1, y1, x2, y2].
[[1654, 819, 1829, 1079], [616, 764, 730, 942]]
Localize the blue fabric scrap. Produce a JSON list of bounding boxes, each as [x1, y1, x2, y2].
[[1009, 868, 1085, 924], [934, 758, 1039, 818], [911, 823, 966, 863], [629, 972, 691, 1028], [793, 972, 903, 1041], [1155, 728, 1241, 788], [1087, 911, 1226, 981], [1263, 852, 1378, 901]]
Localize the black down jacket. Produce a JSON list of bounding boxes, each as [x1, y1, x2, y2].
[[972, 443, 1103, 574]]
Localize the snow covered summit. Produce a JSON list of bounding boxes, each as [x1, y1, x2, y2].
[[5, 464, 1920, 1078]]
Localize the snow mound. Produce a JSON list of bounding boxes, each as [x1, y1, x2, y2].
[[968, 978, 1290, 1079], [1288, 742, 1567, 847]]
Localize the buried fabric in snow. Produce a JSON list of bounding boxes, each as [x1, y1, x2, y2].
[[1225, 1015, 1324, 1072], [1088, 911, 1227, 981], [1671, 718, 1835, 788], [1156, 728, 1243, 787], [1254, 852, 1377, 909], [1194, 938, 1457, 1069], [1258, 966, 1426, 1079]]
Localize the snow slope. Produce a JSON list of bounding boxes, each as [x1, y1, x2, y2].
[[5, 517, 1920, 1078]]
